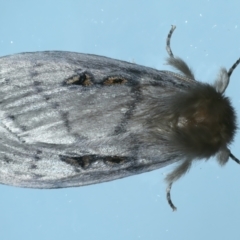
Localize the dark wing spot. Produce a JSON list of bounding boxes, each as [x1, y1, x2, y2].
[[65, 72, 93, 86], [60, 111, 71, 132], [3, 156, 11, 163], [8, 115, 15, 120], [103, 76, 127, 85], [32, 173, 44, 179], [4, 78, 10, 84], [34, 63, 44, 67], [34, 155, 41, 161], [60, 155, 128, 170], [20, 125, 27, 132], [33, 81, 43, 93], [30, 71, 39, 78], [52, 102, 60, 109], [30, 164, 37, 169], [104, 156, 125, 165], [34, 150, 42, 161], [33, 81, 40, 86], [60, 156, 91, 169]]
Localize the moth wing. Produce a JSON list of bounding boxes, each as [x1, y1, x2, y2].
[[0, 52, 189, 188]]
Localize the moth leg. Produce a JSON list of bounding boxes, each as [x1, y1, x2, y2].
[[165, 159, 192, 211]]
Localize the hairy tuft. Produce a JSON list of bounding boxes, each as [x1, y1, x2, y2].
[[168, 83, 237, 159]]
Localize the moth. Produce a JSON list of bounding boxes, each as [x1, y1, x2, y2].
[[0, 26, 239, 211]]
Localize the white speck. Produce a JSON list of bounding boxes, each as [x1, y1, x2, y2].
[[185, 20, 188, 23], [200, 13, 202, 17], [235, 25, 238, 28], [101, 9, 104, 11], [212, 24, 217, 28], [10, 41, 13, 44]]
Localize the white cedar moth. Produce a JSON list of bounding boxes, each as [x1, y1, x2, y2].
[[0, 26, 238, 210]]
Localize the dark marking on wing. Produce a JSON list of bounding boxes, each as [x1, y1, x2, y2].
[[34, 155, 41, 161], [52, 102, 60, 109], [34, 150, 42, 161], [33, 80, 44, 94], [3, 156, 11, 164], [20, 125, 27, 131], [61, 111, 71, 132], [34, 62, 44, 67], [65, 71, 93, 86], [30, 71, 39, 78], [3, 78, 10, 84], [30, 164, 37, 169], [8, 115, 15, 120], [104, 156, 125, 165], [60, 155, 130, 171], [32, 173, 44, 179], [8, 115, 27, 132], [60, 155, 92, 170], [33, 81, 41, 86], [114, 84, 143, 135], [103, 76, 127, 85]]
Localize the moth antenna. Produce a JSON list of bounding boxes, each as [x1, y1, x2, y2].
[[166, 183, 177, 211], [166, 25, 195, 80], [229, 152, 240, 164], [228, 58, 240, 78], [165, 159, 192, 211], [166, 25, 176, 58]]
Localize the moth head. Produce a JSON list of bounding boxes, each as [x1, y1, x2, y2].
[[170, 83, 236, 160], [213, 61, 240, 165]]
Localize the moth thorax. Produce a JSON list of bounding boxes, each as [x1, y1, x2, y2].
[[171, 84, 236, 158]]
